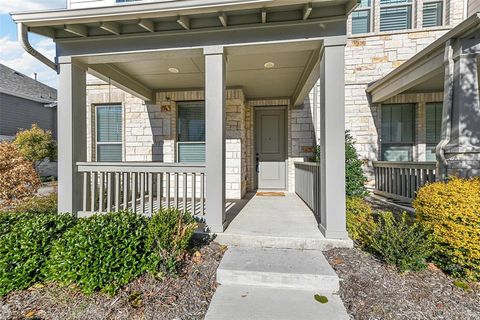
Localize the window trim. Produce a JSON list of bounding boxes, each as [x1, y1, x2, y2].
[[95, 103, 124, 162], [175, 100, 206, 163]]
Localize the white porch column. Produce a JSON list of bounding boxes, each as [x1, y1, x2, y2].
[[204, 46, 226, 232], [57, 57, 87, 214], [319, 42, 349, 239]]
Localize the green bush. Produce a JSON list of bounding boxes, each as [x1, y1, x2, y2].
[[413, 178, 480, 281], [0, 212, 76, 296], [346, 197, 376, 247], [45, 211, 150, 295], [146, 208, 197, 273], [368, 211, 433, 273], [13, 124, 57, 165], [11, 193, 57, 215], [311, 131, 367, 198]]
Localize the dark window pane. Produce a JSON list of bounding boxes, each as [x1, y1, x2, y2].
[[382, 145, 413, 161], [97, 144, 122, 162], [358, 0, 372, 8], [352, 10, 370, 34], [426, 102, 442, 143], [423, 2, 443, 27], [381, 104, 415, 144], [380, 0, 411, 4], [177, 102, 205, 142]]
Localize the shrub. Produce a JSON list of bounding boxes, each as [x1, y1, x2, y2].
[[45, 211, 150, 295], [0, 142, 41, 203], [311, 131, 368, 198], [413, 178, 480, 281], [13, 124, 57, 167], [345, 132, 368, 198], [346, 197, 376, 247], [11, 193, 57, 215], [0, 212, 76, 296], [368, 211, 433, 273], [146, 208, 197, 273]]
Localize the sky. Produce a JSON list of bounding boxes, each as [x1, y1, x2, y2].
[[0, 1, 67, 88]]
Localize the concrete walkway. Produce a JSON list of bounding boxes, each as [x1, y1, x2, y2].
[[205, 193, 351, 320]]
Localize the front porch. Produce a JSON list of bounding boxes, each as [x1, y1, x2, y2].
[[12, 0, 356, 239]]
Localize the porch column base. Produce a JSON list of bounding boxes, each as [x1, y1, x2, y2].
[[318, 223, 349, 239], [207, 222, 227, 234]]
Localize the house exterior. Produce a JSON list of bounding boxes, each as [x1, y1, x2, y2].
[[12, 0, 357, 239], [0, 63, 57, 141]]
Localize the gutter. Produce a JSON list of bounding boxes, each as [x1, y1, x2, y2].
[[18, 23, 57, 72], [435, 40, 454, 180]]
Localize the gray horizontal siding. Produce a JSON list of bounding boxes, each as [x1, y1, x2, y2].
[[0, 93, 57, 139]]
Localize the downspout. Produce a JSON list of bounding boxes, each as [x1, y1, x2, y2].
[[435, 40, 454, 181], [18, 23, 57, 72]]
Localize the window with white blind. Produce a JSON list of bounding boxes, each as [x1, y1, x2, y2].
[[381, 104, 415, 161], [351, 0, 371, 34], [96, 105, 123, 162], [426, 102, 443, 161], [423, 1, 443, 28], [380, 0, 413, 32], [177, 101, 205, 163]]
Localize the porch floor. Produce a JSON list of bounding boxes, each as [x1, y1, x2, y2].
[[216, 192, 353, 250]]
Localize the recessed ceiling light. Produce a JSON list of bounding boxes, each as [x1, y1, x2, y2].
[[168, 67, 179, 73], [264, 62, 275, 69]]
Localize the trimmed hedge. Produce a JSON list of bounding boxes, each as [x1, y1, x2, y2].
[[346, 197, 376, 247], [414, 178, 480, 281], [45, 211, 151, 295], [0, 212, 76, 296]]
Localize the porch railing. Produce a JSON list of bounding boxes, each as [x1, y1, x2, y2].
[[294, 162, 321, 219], [77, 162, 206, 216], [372, 161, 436, 204]]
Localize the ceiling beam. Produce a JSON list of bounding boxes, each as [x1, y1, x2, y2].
[[261, 8, 267, 23], [88, 64, 154, 102], [64, 24, 88, 37], [303, 3, 313, 20], [177, 16, 190, 30], [218, 12, 228, 27], [100, 22, 121, 35], [138, 19, 155, 32], [292, 48, 321, 107]]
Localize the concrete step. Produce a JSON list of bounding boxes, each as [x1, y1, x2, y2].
[[217, 247, 340, 292], [205, 284, 350, 320], [214, 232, 353, 250]]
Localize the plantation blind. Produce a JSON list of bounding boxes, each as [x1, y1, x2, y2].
[[177, 101, 205, 163], [96, 105, 122, 162], [426, 102, 443, 144], [351, 0, 371, 34], [380, 0, 412, 32], [423, 1, 443, 28]]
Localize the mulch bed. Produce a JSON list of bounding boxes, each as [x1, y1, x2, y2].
[[325, 247, 480, 320], [0, 241, 225, 320]]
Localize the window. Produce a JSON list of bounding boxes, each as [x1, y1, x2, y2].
[[423, 1, 443, 28], [380, 0, 413, 32], [177, 101, 205, 163], [351, 0, 371, 34], [381, 104, 415, 161], [426, 102, 443, 161], [96, 105, 122, 162]]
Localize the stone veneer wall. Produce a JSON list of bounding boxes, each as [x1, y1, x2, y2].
[[86, 84, 248, 199], [342, 0, 466, 179]]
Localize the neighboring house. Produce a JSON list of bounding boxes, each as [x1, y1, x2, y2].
[[0, 63, 57, 141], [10, 0, 478, 237]]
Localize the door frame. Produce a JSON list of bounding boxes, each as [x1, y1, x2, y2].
[[253, 105, 288, 190]]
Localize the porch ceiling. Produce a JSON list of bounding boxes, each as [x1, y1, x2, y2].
[[82, 40, 321, 101]]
